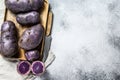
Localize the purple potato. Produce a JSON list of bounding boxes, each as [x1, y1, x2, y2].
[[1, 39, 18, 57], [17, 61, 31, 75], [1, 21, 17, 35], [2, 32, 17, 40], [16, 11, 40, 26], [5, 0, 44, 13], [19, 24, 44, 50], [25, 50, 40, 61], [0, 21, 18, 57], [31, 61, 45, 75]]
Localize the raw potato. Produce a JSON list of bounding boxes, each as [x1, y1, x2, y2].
[[5, 0, 44, 13], [16, 11, 40, 26], [31, 61, 45, 75], [25, 50, 40, 61], [0, 21, 18, 57], [17, 61, 31, 75], [19, 24, 44, 50]]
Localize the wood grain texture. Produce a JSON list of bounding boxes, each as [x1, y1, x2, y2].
[[46, 12, 53, 36]]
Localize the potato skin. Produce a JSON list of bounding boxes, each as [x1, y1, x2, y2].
[[25, 50, 40, 61], [5, 0, 44, 13], [16, 11, 40, 26], [0, 21, 18, 57], [19, 24, 44, 50]]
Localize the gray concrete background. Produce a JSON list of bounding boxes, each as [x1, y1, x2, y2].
[[1, 0, 120, 80]]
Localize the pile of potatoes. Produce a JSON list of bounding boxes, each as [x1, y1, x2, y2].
[[0, 0, 44, 60]]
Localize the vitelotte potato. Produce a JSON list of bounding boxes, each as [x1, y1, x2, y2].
[[0, 21, 18, 57], [17, 61, 31, 75], [31, 61, 45, 75], [5, 0, 44, 13], [25, 50, 40, 61], [19, 24, 44, 50], [16, 11, 40, 26]]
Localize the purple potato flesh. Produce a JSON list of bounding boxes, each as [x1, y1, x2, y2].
[[19, 24, 44, 50], [0, 21, 18, 57], [17, 61, 31, 75], [25, 50, 40, 61], [16, 11, 40, 26], [31, 61, 45, 75], [5, 0, 44, 13]]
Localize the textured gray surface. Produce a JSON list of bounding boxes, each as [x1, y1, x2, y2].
[[1, 0, 120, 80]]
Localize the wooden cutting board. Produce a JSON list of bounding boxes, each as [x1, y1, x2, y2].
[[2, 0, 52, 61]]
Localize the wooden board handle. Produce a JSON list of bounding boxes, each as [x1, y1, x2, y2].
[[46, 11, 53, 36]]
